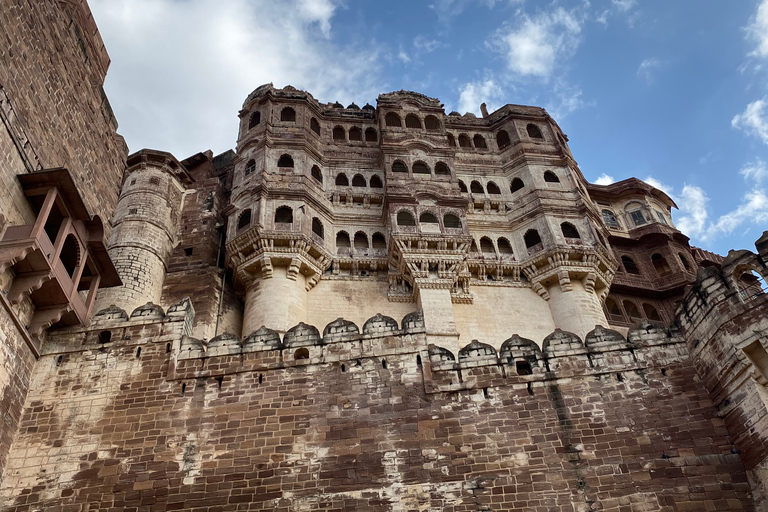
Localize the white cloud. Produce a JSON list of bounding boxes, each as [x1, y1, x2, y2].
[[637, 58, 661, 84], [732, 98, 768, 145], [413, 36, 441, 54], [747, 0, 768, 58], [458, 79, 504, 116], [740, 159, 768, 183], [545, 79, 585, 119], [398, 46, 412, 64], [90, 0, 384, 158], [642, 176, 673, 195], [675, 185, 710, 238], [594, 174, 615, 185], [711, 189, 768, 235], [430, 0, 514, 22], [491, 7, 584, 79], [611, 0, 636, 12]]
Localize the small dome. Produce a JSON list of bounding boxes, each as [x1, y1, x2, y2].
[[333, 101, 344, 109], [347, 102, 360, 110], [362, 103, 375, 111], [449, 111, 461, 116]]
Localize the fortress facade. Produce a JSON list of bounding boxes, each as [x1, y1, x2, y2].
[[1, 1, 768, 510]]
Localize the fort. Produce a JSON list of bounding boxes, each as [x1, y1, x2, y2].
[[0, 1, 768, 510]]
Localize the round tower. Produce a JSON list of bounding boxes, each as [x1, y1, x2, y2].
[[94, 150, 190, 315]]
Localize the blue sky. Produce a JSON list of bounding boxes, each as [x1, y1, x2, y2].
[[90, 0, 768, 256]]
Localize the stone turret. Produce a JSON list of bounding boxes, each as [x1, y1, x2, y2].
[[95, 150, 192, 314]]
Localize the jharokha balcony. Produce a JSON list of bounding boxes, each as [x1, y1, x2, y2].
[[0, 169, 120, 340]]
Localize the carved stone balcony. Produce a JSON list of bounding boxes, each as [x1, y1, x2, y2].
[[0, 169, 121, 336]]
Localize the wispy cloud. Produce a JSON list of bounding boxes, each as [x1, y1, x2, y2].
[[90, 0, 384, 158], [740, 159, 768, 183], [490, 7, 584, 79], [458, 79, 504, 115], [544, 79, 585, 119], [429, 0, 516, 23], [732, 98, 768, 145], [747, 0, 768, 59], [637, 58, 662, 84]]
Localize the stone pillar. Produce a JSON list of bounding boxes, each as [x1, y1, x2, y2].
[[242, 265, 309, 337], [546, 279, 608, 340], [95, 156, 185, 315], [416, 281, 460, 354]]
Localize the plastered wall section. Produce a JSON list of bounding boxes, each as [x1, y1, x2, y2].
[[548, 281, 609, 341], [305, 278, 417, 337], [0, 319, 755, 511], [453, 286, 556, 349]]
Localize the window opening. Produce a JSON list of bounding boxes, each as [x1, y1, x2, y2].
[[486, 181, 501, 194], [443, 214, 461, 229], [412, 161, 430, 174], [372, 233, 386, 249], [336, 232, 351, 251], [497, 130, 511, 149], [524, 230, 542, 250], [274, 206, 293, 224], [60, 234, 79, 277], [277, 154, 294, 168], [419, 212, 438, 224], [352, 174, 366, 187], [245, 159, 256, 176], [311, 165, 323, 183], [392, 161, 407, 173], [473, 134, 487, 149], [527, 124, 543, 139], [543, 171, 559, 183], [385, 112, 401, 127], [397, 210, 416, 226], [405, 114, 422, 129], [516, 360, 532, 375], [249, 111, 261, 128], [651, 253, 671, 275], [561, 223, 580, 239], [294, 348, 309, 360], [498, 238, 513, 254], [312, 218, 324, 239], [370, 175, 383, 188], [510, 178, 524, 193], [354, 232, 369, 249], [459, 180, 468, 193], [435, 162, 450, 176], [622, 256, 640, 275], [623, 301, 641, 320], [365, 127, 378, 142], [458, 134, 472, 148], [310, 117, 321, 135], [425, 115, 440, 130], [470, 181, 484, 194], [447, 133, 456, 146], [679, 253, 691, 271], [237, 210, 251, 230], [480, 237, 495, 254], [349, 127, 362, 141], [601, 209, 620, 228], [643, 303, 661, 321], [335, 173, 349, 186], [281, 107, 296, 122], [333, 126, 346, 141]]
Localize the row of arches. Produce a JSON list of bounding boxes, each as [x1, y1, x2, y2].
[[468, 223, 580, 256], [391, 160, 451, 176], [385, 112, 441, 131], [447, 133, 488, 149], [458, 172, 559, 195], [395, 210, 462, 230], [471, 236, 515, 255], [335, 173, 383, 188], [332, 125, 378, 142], [336, 231, 387, 252], [620, 252, 690, 277], [605, 297, 663, 323]]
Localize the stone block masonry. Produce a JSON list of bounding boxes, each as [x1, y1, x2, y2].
[[0, 303, 754, 510]]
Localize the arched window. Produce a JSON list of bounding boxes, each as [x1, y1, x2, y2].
[[354, 232, 369, 249], [458, 180, 468, 193], [443, 213, 461, 229], [605, 298, 622, 319], [294, 347, 309, 360], [419, 212, 438, 224], [496, 130, 510, 149], [425, 115, 440, 130], [435, 162, 450, 176], [470, 181, 484, 194], [679, 253, 691, 271], [524, 230, 542, 250], [60, 234, 80, 278], [349, 127, 362, 141], [543, 171, 559, 183], [447, 133, 456, 146], [473, 134, 487, 149], [333, 126, 345, 141], [510, 178, 524, 193], [245, 159, 256, 176], [249, 111, 261, 129], [336, 231, 351, 251], [370, 175, 383, 188], [486, 181, 501, 194], [311, 165, 323, 183], [601, 209, 620, 228], [651, 253, 671, 275], [352, 174, 366, 187], [412, 161, 430, 174], [281, 107, 296, 122], [397, 210, 416, 226], [310, 117, 321, 135], [621, 256, 640, 275], [738, 270, 768, 300], [643, 303, 661, 321], [561, 222, 580, 239], [498, 238, 513, 254], [237, 210, 251, 230], [275, 206, 293, 224], [623, 301, 641, 321], [527, 123, 543, 139], [626, 202, 647, 226], [277, 154, 294, 168], [458, 134, 472, 148], [385, 112, 402, 127], [365, 127, 377, 142], [372, 232, 387, 249], [392, 161, 407, 173], [470, 240, 479, 253], [312, 218, 324, 239], [405, 114, 422, 129], [335, 173, 349, 186], [480, 237, 495, 254]]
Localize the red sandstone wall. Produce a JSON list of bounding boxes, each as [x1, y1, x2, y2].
[[0, 0, 127, 238], [0, 313, 754, 511]]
